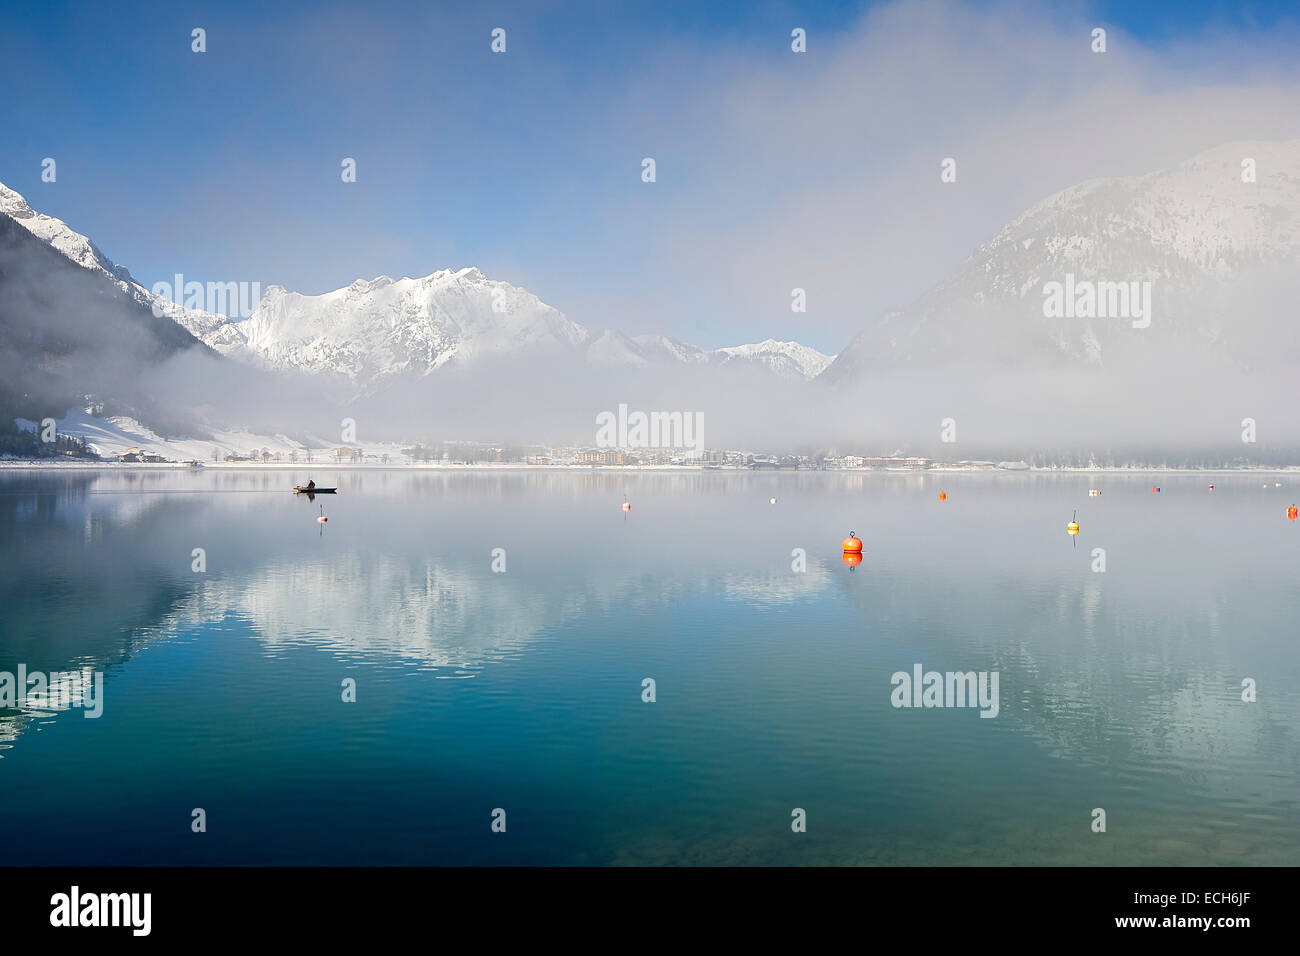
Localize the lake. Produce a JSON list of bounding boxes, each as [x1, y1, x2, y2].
[[0, 468, 1296, 865]]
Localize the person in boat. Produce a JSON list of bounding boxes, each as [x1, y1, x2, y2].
[[306, 479, 315, 490]]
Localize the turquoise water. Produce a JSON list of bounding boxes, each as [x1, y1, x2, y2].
[[0, 469, 1296, 865]]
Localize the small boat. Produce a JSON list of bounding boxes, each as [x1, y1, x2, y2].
[[293, 486, 337, 494]]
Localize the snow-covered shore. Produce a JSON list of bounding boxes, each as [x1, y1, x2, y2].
[[9, 407, 1299, 474], [2, 460, 1296, 474]]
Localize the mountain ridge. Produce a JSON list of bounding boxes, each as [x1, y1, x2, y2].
[[0, 182, 833, 392]]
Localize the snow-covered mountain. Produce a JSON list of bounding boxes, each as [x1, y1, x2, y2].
[[585, 330, 833, 378], [0, 198, 211, 430], [0, 182, 131, 279], [0, 180, 831, 391], [712, 339, 836, 379], [0, 181, 241, 350], [238, 268, 588, 384], [823, 139, 1300, 382], [235, 272, 832, 388]]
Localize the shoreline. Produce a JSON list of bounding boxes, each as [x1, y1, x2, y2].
[[2, 460, 1298, 474]]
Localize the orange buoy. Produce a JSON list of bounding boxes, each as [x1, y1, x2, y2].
[[621, 496, 631, 512], [1289, 505, 1298, 521], [842, 532, 863, 553], [317, 516, 327, 523], [770, 497, 777, 505], [1152, 486, 1161, 494], [939, 492, 947, 501], [842, 551, 863, 568]]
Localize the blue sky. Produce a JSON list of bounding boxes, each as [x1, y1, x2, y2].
[[3, 0, 1298, 352]]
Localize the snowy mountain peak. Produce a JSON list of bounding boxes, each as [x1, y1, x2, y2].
[[713, 339, 836, 379], [236, 267, 590, 387], [585, 332, 834, 379], [0, 179, 244, 352], [0, 181, 130, 281], [348, 275, 394, 292]]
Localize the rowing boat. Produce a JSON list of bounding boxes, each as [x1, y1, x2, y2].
[[293, 486, 337, 494]]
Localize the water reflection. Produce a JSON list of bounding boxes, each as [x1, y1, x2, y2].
[[0, 469, 1296, 863]]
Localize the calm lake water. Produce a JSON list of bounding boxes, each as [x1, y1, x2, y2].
[[0, 468, 1296, 865]]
